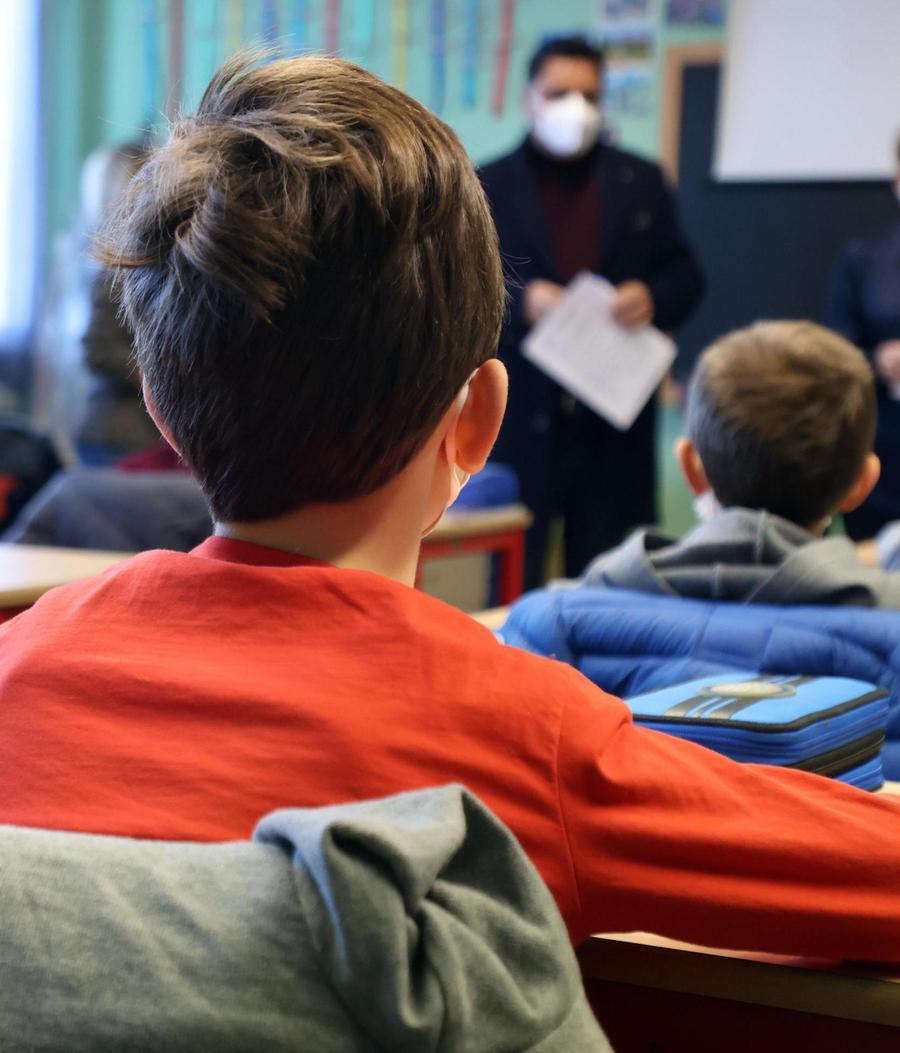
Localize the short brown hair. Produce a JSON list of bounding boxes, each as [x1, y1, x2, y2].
[[685, 321, 876, 526], [98, 53, 505, 521]]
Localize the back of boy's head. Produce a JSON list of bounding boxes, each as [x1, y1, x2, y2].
[[685, 321, 876, 526], [98, 53, 505, 522]]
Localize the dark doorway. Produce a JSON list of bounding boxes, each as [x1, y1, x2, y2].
[[673, 63, 898, 378]]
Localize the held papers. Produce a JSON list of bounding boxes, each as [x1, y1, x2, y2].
[[522, 272, 675, 431]]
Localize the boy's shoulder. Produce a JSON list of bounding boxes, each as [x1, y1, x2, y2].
[[397, 580, 625, 713], [0, 547, 196, 643], [0, 542, 618, 716]]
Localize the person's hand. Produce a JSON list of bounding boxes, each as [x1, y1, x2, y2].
[[875, 341, 900, 384], [611, 280, 654, 329], [523, 279, 566, 325]]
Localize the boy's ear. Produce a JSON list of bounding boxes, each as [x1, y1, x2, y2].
[[451, 358, 509, 474], [674, 436, 709, 497], [838, 453, 881, 513], [141, 378, 182, 457]]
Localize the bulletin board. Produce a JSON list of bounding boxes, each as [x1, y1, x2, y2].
[[41, 0, 727, 267]]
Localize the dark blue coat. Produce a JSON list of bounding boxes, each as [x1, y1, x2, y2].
[[824, 222, 900, 534], [825, 222, 900, 356], [478, 142, 704, 565], [500, 585, 900, 779]]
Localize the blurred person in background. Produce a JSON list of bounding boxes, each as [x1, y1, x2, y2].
[[74, 142, 160, 464], [825, 135, 900, 540], [479, 35, 704, 587]]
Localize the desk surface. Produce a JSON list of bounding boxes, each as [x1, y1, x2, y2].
[[0, 544, 131, 607], [583, 779, 900, 1027], [4, 519, 531, 609], [580, 930, 900, 1028], [469, 606, 509, 630], [426, 504, 532, 543]]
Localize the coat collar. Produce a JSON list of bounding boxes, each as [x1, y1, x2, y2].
[[506, 137, 634, 280], [506, 140, 559, 280]]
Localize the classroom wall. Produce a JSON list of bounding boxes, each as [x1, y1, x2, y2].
[[676, 63, 900, 371], [39, 0, 726, 274]]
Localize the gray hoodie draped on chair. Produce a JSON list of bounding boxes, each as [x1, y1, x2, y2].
[[0, 784, 610, 1052]]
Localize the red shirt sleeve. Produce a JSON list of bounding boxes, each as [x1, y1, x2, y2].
[[556, 683, 900, 959]]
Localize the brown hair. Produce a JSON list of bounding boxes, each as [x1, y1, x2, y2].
[[97, 53, 505, 521], [685, 321, 876, 526]]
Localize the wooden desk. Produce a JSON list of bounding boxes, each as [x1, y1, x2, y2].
[[469, 606, 509, 631], [420, 505, 532, 605], [581, 932, 900, 1023], [0, 544, 130, 609], [583, 780, 900, 1051]]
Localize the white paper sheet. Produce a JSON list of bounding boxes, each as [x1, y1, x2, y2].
[[522, 272, 675, 431]]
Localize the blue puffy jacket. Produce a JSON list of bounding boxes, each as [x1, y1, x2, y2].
[[501, 587, 900, 779]]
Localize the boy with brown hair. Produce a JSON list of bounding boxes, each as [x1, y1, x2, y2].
[[585, 320, 900, 606], [3, 56, 900, 961]]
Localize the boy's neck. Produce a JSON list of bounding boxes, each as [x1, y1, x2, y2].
[[213, 464, 432, 587], [700, 497, 832, 538], [806, 516, 832, 538], [215, 508, 422, 585]]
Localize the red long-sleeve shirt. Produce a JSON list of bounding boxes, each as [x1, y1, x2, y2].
[[1, 536, 899, 957]]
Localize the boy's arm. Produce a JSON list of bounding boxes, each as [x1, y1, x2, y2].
[[556, 684, 900, 960]]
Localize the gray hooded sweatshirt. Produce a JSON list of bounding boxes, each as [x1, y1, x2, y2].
[[0, 784, 610, 1053], [583, 506, 900, 608]]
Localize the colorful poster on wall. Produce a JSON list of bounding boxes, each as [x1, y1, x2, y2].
[[350, 0, 376, 64], [261, 0, 280, 49], [604, 67, 653, 117], [141, 0, 160, 122], [602, 21, 653, 121], [429, 0, 446, 113], [166, 0, 184, 118], [225, 0, 244, 54], [490, 0, 516, 116], [392, 0, 410, 90], [665, 0, 725, 27], [461, 0, 480, 108], [602, 0, 655, 19], [195, 0, 220, 88], [324, 0, 341, 55], [603, 26, 653, 62]]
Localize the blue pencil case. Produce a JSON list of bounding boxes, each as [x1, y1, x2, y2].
[[625, 672, 889, 791]]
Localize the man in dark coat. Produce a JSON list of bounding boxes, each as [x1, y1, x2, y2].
[[479, 36, 704, 585]]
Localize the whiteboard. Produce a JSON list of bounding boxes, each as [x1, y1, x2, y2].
[[714, 0, 900, 182]]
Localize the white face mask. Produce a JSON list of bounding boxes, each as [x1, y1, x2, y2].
[[422, 466, 471, 538], [421, 376, 475, 537], [531, 91, 603, 160], [692, 489, 720, 523]]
